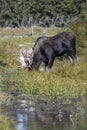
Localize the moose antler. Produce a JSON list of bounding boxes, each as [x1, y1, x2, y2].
[[19, 47, 27, 68], [19, 48, 33, 69]]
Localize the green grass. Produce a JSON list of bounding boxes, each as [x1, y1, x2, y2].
[[0, 112, 16, 130], [1, 59, 87, 99]]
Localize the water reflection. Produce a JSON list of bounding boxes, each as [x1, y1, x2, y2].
[[16, 111, 87, 130], [1, 98, 87, 130], [17, 113, 28, 130]]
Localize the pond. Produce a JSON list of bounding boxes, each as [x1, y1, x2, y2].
[[1, 95, 87, 130]]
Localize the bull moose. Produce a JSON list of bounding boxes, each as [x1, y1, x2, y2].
[[20, 32, 79, 71]]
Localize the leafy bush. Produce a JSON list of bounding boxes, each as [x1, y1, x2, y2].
[[0, 0, 87, 27], [70, 15, 87, 55]]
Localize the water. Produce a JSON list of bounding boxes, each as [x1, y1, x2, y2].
[[1, 97, 86, 130], [1, 115, 87, 130], [16, 111, 87, 130]]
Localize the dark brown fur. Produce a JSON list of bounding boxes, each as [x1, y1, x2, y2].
[[30, 32, 79, 71]]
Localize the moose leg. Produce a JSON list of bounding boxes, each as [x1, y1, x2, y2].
[[71, 55, 80, 65], [44, 61, 48, 71], [45, 56, 55, 72], [71, 48, 80, 65], [68, 55, 74, 66], [76, 56, 80, 65], [68, 48, 80, 65], [67, 49, 75, 66]]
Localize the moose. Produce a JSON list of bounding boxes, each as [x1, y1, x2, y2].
[[19, 32, 79, 71]]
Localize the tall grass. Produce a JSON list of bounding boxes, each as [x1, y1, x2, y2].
[[1, 59, 87, 99], [0, 112, 16, 130]]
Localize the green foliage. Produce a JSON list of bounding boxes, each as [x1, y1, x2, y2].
[[0, 0, 87, 27], [70, 14, 87, 55]]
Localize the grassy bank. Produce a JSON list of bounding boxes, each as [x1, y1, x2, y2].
[[1, 61, 86, 98], [0, 111, 16, 130]]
